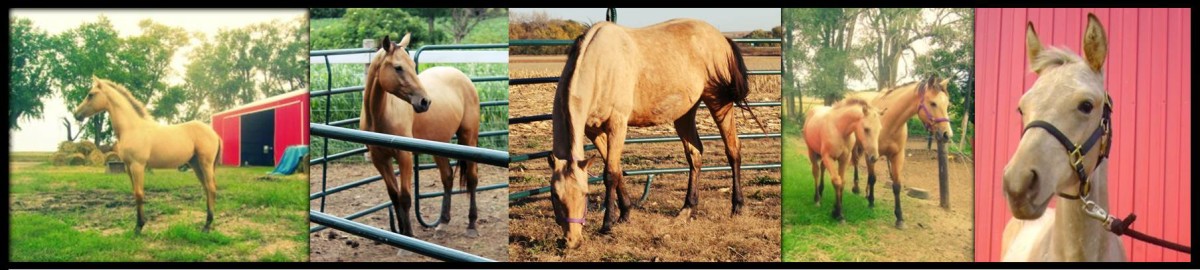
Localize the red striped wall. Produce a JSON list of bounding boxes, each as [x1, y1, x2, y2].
[[974, 8, 1191, 262]]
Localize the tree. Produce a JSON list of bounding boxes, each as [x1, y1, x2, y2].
[[310, 8, 346, 19], [183, 16, 308, 119], [449, 8, 489, 43], [789, 8, 863, 105], [858, 8, 960, 89], [404, 8, 450, 45], [9, 17, 54, 131], [46, 16, 124, 145]]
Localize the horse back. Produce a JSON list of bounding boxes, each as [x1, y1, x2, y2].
[[412, 66, 478, 141]]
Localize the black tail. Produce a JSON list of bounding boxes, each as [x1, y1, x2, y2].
[[725, 37, 769, 134]]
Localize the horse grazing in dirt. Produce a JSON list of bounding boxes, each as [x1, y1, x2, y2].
[[72, 76, 221, 234], [361, 34, 482, 238], [547, 18, 760, 249], [1000, 14, 1125, 262], [846, 76, 954, 229], [803, 97, 884, 222]]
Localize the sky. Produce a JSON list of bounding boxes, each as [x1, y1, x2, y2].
[[9, 9, 305, 152], [842, 9, 962, 90], [509, 8, 781, 32]]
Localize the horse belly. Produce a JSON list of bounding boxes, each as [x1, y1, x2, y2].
[[146, 132, 196, 168]]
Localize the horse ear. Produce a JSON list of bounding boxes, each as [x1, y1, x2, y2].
[[578, 156, 596, 172], [380, 35, 393, 53], [1082, 13, 1108, 73], [397, 33, 411, 49], [1026, 21, 1044, 73], [91, 75, 101, 86], [940, 78, 950, 90], [547, 155, 558, 171]]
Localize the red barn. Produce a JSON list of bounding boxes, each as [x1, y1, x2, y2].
[[211, 90, 310, 167], [974, 8, 1191, 262]]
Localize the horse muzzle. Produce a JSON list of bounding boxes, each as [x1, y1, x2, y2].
[[410, 95, 431, 113]]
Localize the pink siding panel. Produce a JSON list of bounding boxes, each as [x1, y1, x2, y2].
[[974, 8, 1191, 262]]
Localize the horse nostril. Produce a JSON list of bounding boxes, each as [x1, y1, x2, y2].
[[1027, 170, 1039, 193]]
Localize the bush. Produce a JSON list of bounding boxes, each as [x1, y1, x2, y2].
[[509, 11, 589, 55], [310, 8, 448, 50], [66, 153, 87, 166]]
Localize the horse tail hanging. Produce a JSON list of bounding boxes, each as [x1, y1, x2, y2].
[[724, 37, 769, 134]]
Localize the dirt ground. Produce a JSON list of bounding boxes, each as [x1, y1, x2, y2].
[[507, 56, 783, 262], [308, 162, 509, 262]]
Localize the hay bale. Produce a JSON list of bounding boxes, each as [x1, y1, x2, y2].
[[104, 152, 121, 162], [51, 153, 68, 166], [78, 141, 99, 155], [57, 141, 80, 155], [88, 151, 107, 166], [66, 153, 87, 166], [98, 144, 114, 153]]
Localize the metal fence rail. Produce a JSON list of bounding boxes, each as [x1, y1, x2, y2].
[[507, 37, 783, 203], [309, 211, 495, 262]]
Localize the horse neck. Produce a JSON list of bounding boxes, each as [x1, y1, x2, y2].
[[106, 97, 153, 139], [879, 86, 923, 134], [1051, 161, 1114, 261], [833, 107, 864, 138], [362, 71, 388, 132]]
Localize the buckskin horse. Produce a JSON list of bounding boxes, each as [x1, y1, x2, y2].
[[546, 18, 762, 249], [360, 34, 483, 238], [846, 76, 954, 228], [72, 77, 222, 234]]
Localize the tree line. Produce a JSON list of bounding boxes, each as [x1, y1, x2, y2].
[[309, 8, 507, 50], [9, 15, 308, 146]]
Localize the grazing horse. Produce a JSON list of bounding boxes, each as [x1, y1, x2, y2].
[[1000, 14, 1125, 261], [802, 97, 884, 222], [547, 18, 757, 249], [846, 76, 954, 228], [72, 77, 221, 234], [360, 34, 482, 238]]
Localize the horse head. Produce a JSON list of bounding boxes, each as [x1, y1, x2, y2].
[[373, 33, 431, 113], [917, 76, 954, 142], [857, 103, 885, 164], [547, 154, 595, 249], [1004, 13, 1109, 220], [72, 76, 114, 122]]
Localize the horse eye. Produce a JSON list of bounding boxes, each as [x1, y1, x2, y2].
[[1078, 101, 1094, 114], [865, 128, 871, 133], [930, 102, 937, 108], [1017, 107, 1023, 115], [394, 66, 403, 73]]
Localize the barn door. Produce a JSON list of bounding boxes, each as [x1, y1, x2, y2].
[[240, 109, 276, 166]]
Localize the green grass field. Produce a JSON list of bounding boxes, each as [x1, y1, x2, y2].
[[781, 124, 895, 262], [9, 160, 308, 262]]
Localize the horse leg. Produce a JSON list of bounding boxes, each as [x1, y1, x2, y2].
[[456, 127, 481, 237], [809, 152, 822, 206], [189, 157, 216, 232], [433, 156, 453, 235], [127, 162, 147, 235], [393, 151, 416, 236], [705, 99, 743, 216], [370, 150, 408, 236], [888, 153, 906, 229], [599, 120, 629, 234], [674, 105, 703, 219], [851, 143, 862, 195], [833, 155, 849, 223], [866, 156, 878, 208]]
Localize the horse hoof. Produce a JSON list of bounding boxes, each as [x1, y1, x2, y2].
[[674, 209, 694, 223], [852, 187, 861, 194], [838, 219, 847, 225], [202, 227, 211, 233], [466, 229, 480, 238], [598, 226, 614, 234], [895, 221, 906, 229]]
